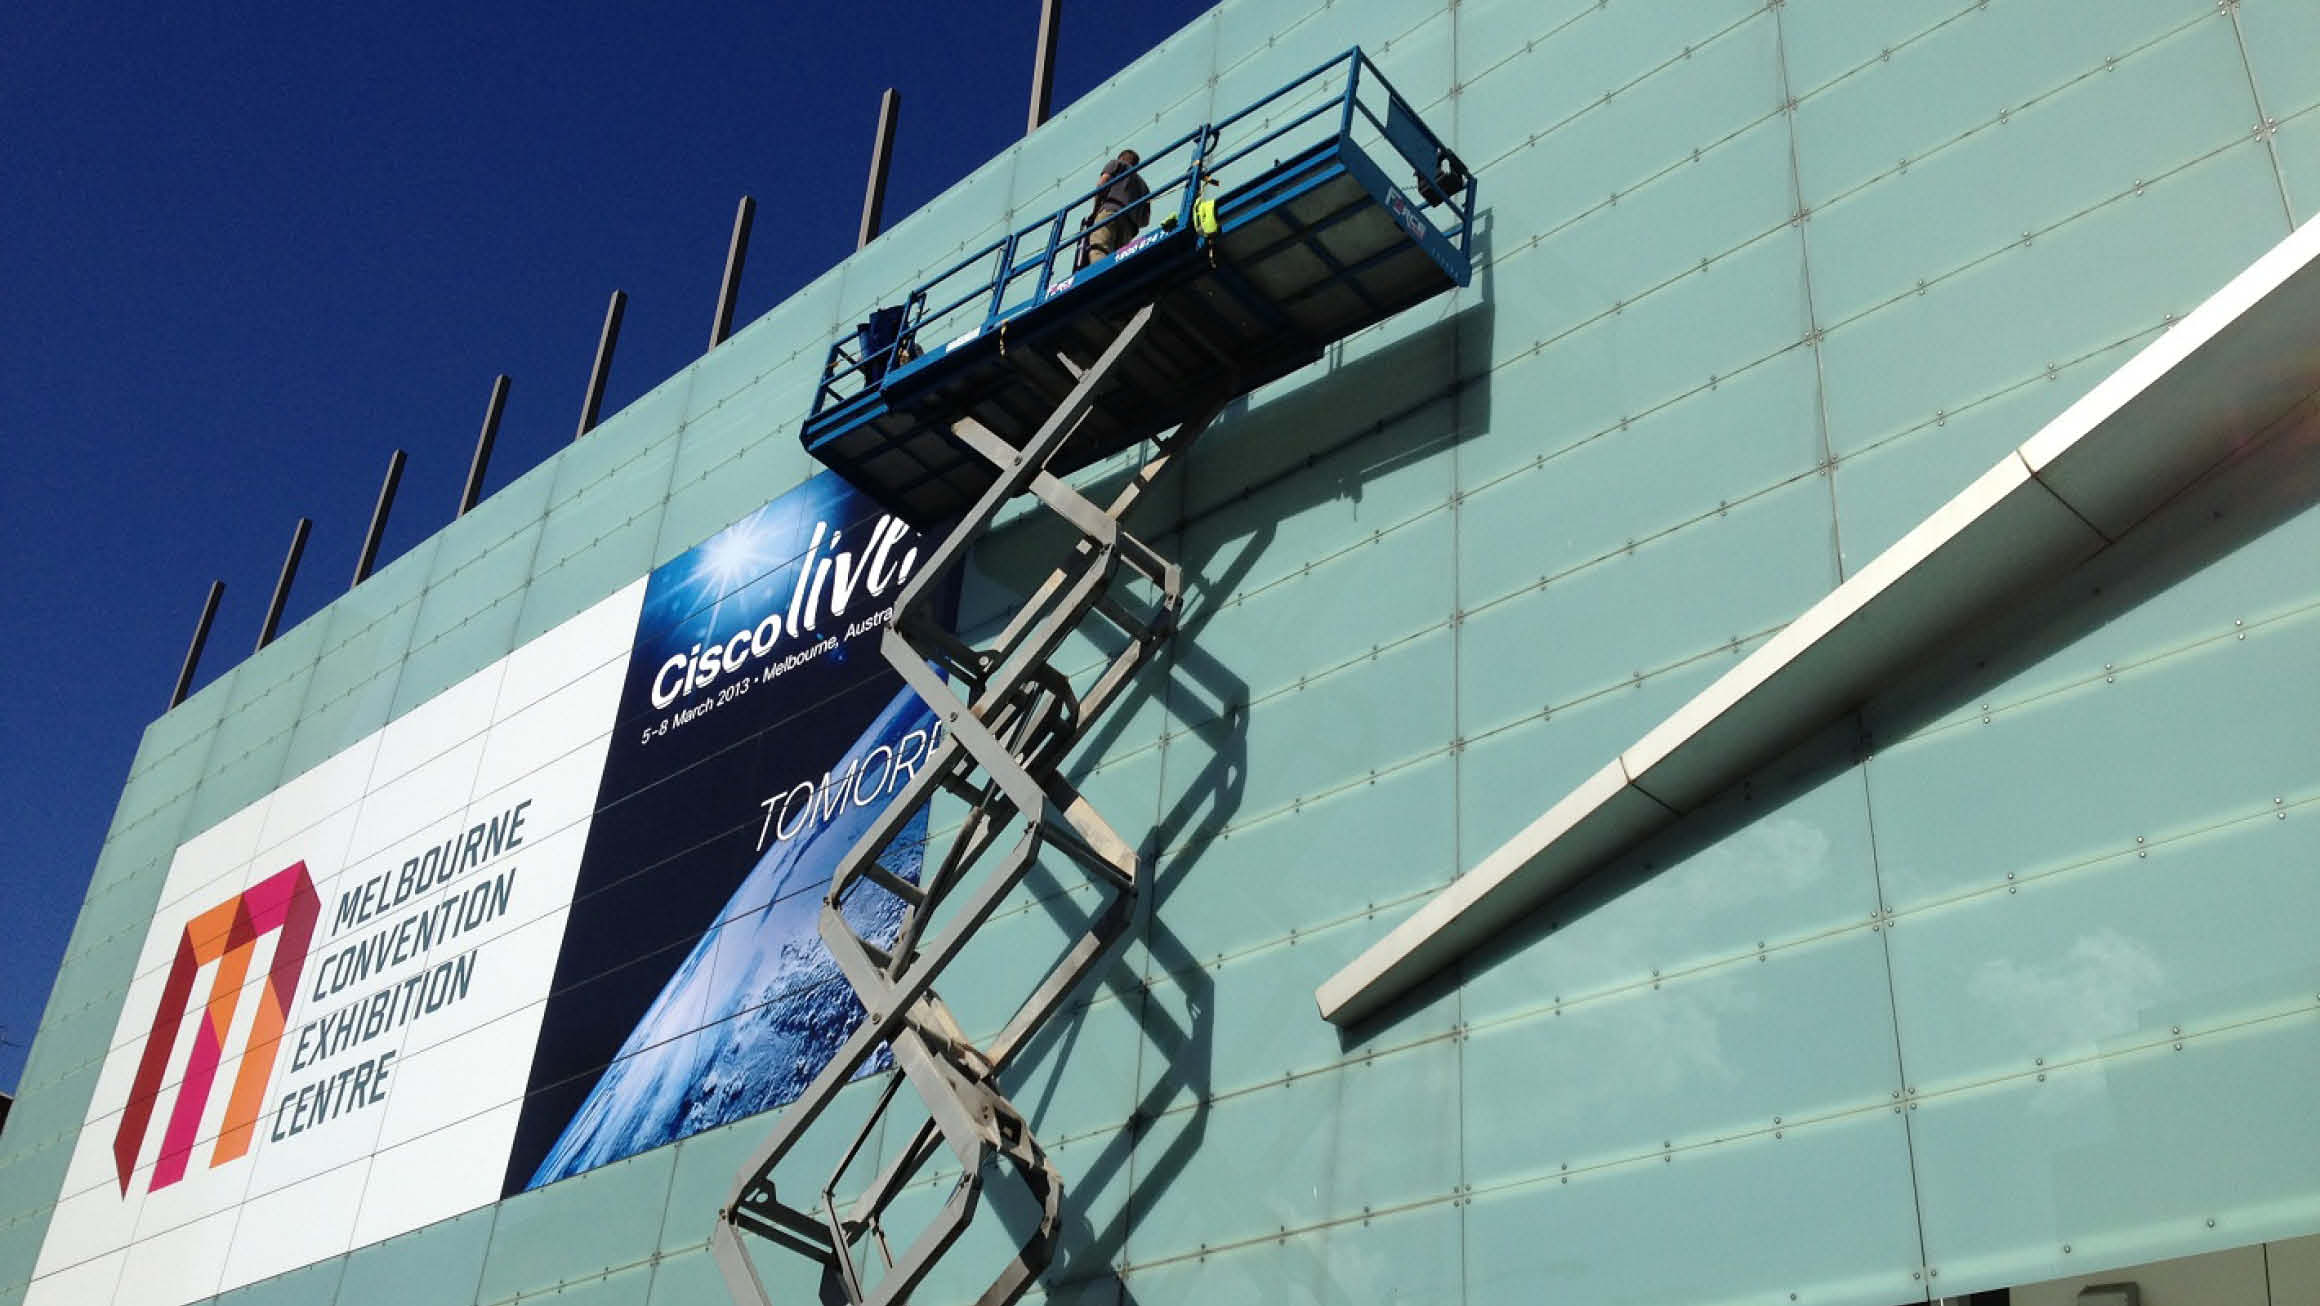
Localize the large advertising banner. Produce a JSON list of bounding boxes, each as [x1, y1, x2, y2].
[[27, 472, 948, 1306]]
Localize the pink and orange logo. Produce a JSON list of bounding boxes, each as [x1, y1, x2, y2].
[[111, 861, 319, 1195]]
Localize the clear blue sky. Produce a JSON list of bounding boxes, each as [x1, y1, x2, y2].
[[0, 2, 1214, 1094]]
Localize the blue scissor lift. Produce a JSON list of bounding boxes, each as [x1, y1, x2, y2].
[[714, 49, 1475, 1306]]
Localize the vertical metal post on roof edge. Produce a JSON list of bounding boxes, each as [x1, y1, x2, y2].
[[577, 291, 627, 439], [461, 374, 510, 516], [859, 89, 900, 250], [1027, 0, 1061, 134], [352, 449, 406, 588], [711, 196, 756, 349], [255, 518, 310, 652], [170, 580, 225, 709]]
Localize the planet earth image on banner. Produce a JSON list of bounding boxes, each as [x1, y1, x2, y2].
[[527, 685, 938, 1188]]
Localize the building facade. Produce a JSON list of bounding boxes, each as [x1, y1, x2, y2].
[[6, 1, 2320, 1304]]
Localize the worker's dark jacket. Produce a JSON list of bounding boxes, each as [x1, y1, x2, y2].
[[1097, 162, 1152, 229]]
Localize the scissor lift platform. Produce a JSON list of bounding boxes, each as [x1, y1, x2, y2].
[[802, 48, 1475, 525], [714, 49, 1477, 1306]]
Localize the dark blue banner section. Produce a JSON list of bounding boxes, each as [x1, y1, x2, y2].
[[504, 472, 953, 1194]]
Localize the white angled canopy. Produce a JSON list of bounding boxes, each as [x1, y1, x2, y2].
[[1319, 213, 2320, 1027]]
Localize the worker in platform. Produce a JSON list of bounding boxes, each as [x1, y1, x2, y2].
[[1078, 149, 1151, 268]]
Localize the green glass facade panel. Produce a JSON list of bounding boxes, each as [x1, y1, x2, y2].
[[28, 918, 135, 1030], [1816, 140, 2288, 452], [834, 151, 1022, 353], [1140, 916, 1451, 1108], [1180, 626, 1451, 823], [1128, 1037, 1458, 1265], [556, 369, 693, 506], [1791, 0, 2218, 204], [2239, 0, 2320, 122], [334, 1207, 495, 1306], [1505, 120, 1795, 374], [1827, 340, 2124, 565], [1909, 1013, 2320, 1295], [391, 529, 540, 722], [1182, 511, 1453, 716], [689, 266, 842, 424], [109, 705, 232, 857], [1458, 475, 1833, 732], [868, 1132, 1124, 1305], [0, 1064, 97, 1170], [1885, 810, 2320, 1085], [2046, 484, 2320, 684], [995, 987, 1145, 1147], [1878, 472, 2320, 764], [1314, 315, 1466, 467], [1803, 14, 2264, 326], [1038, 1134, 1134, 1288], [1464, 1107, 1922, 1305], [1467, 20, 1782, 264], [492, 1259, 652, 1306], [57, 877, 170, 997], [0, 1221, 42, 1306], [56, 862, 167, 1006], [183, 619, 327, 840], [474, 1148, 676, 1306], [1457, 724, 1884, 1025], [388, 456, 556, 719], [912, 881, 1104, 1044], [1359, 9, 1453, 114], [1121, 1200, 1457, 1306], [657, 266, 836, 563], [281, 536, 437, 782], [1460, 229, 1815, 488], [1865, 604, 2319, 911], [514, 431, 677, 646], [1029, 1271, 1126, 1306], [894, 152, 1020, 295], [1150, 755, 1454, 966], [1778, 0, 1968, 99], [123, 667, 239, 815], [640, 1247, 720, 1306], [1457, 346, 1824, 608], [0, 1134, 69, 1225], [1465, 926, 1903, 1188], [97, 793, 200, 907], [1451, 654, 1726, 861], [1178, 399, 1451, 597], [11, 999, 111, 1111], [2272, 109, 2320, 225]]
